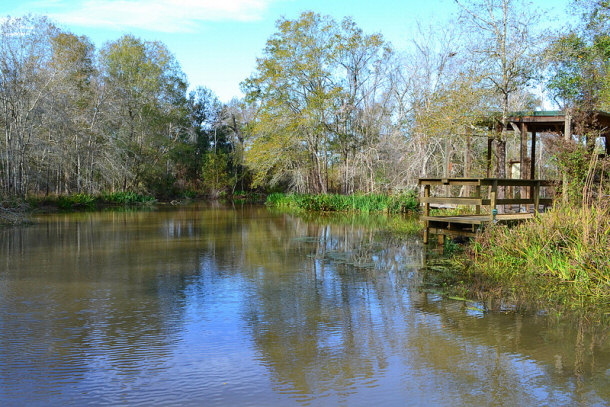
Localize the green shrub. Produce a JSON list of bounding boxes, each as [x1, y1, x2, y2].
[[57, 194, 96, 209], [100, 191, 155, 205]]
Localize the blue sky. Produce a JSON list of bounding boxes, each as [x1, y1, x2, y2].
[[1, 0, 573, 102]]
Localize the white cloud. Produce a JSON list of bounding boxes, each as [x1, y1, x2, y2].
[[45, 0, 279, 32]]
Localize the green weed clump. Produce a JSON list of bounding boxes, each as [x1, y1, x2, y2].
[[100, 191, 156, 205], [460, 203, 610, 311], [266, 192, 419, 214], [57, 194, 96, 209]]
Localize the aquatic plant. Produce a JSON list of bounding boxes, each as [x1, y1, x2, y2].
[[266, 192, 419, 214]]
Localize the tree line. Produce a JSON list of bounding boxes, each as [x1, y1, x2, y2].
[[1, 0, 608, 199], [0, 15, 247, 199]]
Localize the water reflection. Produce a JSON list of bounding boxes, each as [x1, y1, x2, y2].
[[0, 205, 607, 406]]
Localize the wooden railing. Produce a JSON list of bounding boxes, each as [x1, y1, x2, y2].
[[418, 178, 556, 243]]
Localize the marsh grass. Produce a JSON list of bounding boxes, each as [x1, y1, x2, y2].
[[424, 148, 610, 317], [266, 192, 419, 214], [456, 203, 610, 312]]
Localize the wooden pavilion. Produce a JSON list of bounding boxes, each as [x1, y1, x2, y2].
[[498, 110, 610, 181]]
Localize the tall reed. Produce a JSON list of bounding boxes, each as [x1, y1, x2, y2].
[[461, 151, 610, 311]]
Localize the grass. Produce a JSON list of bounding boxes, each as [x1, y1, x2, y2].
[[442, 203, 610, 314], [266, 191, 419, 214]]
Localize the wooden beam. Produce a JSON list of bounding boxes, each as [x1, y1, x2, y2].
[[418, 178, 482, 186], [418, 178, 555, 187], [520, 122, 528, 211], [421, 197, 484, 205], [428, 228, 477, 238], [510, 116, 566, 123], [487, 138, 493, 178], [464, 125, 472, 197], [478, 179, 555, 187], [529, 130, 537, 209], [475, 185, 481, 214], [444, 138, 451, 196], [490, 180, 497, 221], [563, 113, 572, 204], [534, 181, 540, 215], [530, 131, 537, 179], [421, 196, 552, 206], [520, 122, 527, 179], [483, 198, 552, 206], [425, 216, 488, 225]]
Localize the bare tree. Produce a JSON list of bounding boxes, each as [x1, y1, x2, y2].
[[455, 0, 541, 186]]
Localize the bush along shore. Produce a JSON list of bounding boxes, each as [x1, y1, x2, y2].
[[265, 192, 419, 214], [428, 203, 610, 318]]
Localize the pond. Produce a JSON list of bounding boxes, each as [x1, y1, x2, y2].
[[0, 204, 608, 406]]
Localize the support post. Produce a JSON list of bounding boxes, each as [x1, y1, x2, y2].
[[563, 113, 571, 204], [530, 131, 537, 179], [464, 126, 472, 196], [534, 181, 540, 215], [423, 185, 430, 244], [520, 122, 528, 211], [529, 130, 537, 212], [438, 233, 445, 246], [490, 180, 498, 222], [475, 185, 481, 214], [444, 137, 451, 196], [486, 137, 493, 178]]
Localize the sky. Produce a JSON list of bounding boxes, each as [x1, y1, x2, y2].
[[0, 0, 574, 102]]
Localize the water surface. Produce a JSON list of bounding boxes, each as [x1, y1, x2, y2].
[[0, 205, 608, 406]]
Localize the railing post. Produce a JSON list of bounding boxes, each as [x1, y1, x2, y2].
[[475, 185, 481, 214], [490, 180, 497, 222]]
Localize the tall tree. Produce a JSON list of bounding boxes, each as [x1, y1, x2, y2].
[[0, 16, 57, 196], [243, 12, 392, 193], [45, 31, 97, 194], [243, 12, 340, 193], [546, 0, 610, 111], [455, 0, 541, 184], [99, 35, 187, 192]]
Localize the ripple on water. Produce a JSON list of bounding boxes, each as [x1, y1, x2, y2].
[[0, 208, 608, 406]]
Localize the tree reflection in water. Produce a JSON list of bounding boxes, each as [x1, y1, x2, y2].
[[0, 204, 607, 406]]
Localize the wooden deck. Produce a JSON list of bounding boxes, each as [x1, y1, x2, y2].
[[419, 178, 555, 244]]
